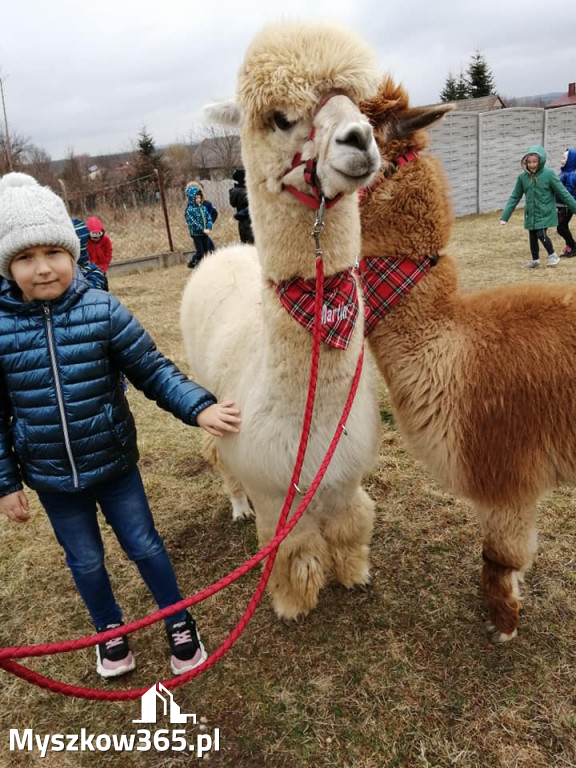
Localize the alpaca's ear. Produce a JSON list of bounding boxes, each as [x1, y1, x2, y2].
[[395, 104, 454, 137], [203, 99, 242, 128]]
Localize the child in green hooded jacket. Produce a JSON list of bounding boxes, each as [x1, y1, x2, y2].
[[500, 144, 576, 269]]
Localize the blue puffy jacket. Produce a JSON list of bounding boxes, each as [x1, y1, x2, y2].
[[559, 148, 576, 201], [0, 275, 216, 495]]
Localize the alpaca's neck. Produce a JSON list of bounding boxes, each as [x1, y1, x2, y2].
[[369, 254, 459, 380], [249, 184, 362, 282]]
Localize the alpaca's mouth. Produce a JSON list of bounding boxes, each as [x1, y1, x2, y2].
[[331, 163, 379, 185], [330, 149, 381, 183]]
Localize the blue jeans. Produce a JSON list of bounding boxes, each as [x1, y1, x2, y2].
[[38, 467, 187, 630]]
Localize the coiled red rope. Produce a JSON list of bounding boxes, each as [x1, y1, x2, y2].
[[0, 242, 365, 700]]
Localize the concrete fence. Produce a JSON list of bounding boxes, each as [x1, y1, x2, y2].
[[107, 108, 576, 277], [428, 105, 576, 216]]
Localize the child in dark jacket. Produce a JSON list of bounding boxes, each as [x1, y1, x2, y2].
[[500, 144, 576, 268], [557, 148, 576, 257], [229, 169, 255, 244], [184, 184, 216, 268], [0, 173, 241, 679]]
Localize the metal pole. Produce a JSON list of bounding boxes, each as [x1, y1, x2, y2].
[[155, 167, 174, 252], [0, 75, 13, 172]]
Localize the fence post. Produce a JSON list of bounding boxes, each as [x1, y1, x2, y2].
[[476, 113, 482, 215], [155, 167, 174, 253]]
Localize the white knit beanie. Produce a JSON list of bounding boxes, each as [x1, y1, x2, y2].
[[0, 172, 80, 279]]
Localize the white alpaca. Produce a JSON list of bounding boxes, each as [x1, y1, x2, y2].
[[180, 21, 382, 621]]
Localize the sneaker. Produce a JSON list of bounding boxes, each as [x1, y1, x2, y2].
[[96, 623, 135, 679], [562, 245, 572, 256], [547, 253, 560, 267], [166, 613, 207, 675], [525, 259, 540, 268]]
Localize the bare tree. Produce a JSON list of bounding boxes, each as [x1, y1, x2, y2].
[[194, 125, 241, 179], [0, 130, 33, 175], [60, 150, 93, 216], [163, 141, 197, 189], [21, 146, 58, 188]]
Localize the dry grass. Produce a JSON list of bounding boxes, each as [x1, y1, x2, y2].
[[0, 212, 575, 767], [95, 185, 240, 263]]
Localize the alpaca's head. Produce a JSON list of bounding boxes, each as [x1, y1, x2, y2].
[[360, 77, 453, 165], [359, 77, 454, 261], [205, 21, 381, 203]]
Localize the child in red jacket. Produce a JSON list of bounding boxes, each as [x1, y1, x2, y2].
[[86, 216, 113, 272]]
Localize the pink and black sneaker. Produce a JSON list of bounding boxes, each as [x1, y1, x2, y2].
[[166, 613, 207, 675], [96, 623, 135, 679]]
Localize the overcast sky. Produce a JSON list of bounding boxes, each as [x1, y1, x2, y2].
[[1, 0, 572, 160]]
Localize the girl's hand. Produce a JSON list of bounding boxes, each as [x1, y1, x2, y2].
[[0, 490, 30, 523], [197, 401, 242, 437], [499, 220, 507, 225], [203, 229, 211, 235]]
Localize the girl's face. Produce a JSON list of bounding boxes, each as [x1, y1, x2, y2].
[[10, 245, 75, 302], [195, 194, 202, 205], [526, 155, 540, 173], [89, 230, 104, 242], [561, 150, 568, 168]]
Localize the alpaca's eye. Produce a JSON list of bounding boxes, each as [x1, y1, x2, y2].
[[272, 111, 295, 131]]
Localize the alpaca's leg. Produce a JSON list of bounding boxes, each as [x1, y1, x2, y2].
[[255, 510, 330, 622], [224, 474, 254, 522], [202, 434, 253, 521], [478, 503, 537, 642], [323, 486, 375, 588]]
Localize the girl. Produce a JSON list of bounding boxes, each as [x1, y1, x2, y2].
[[0, 173, 241, 679], [500, 145, 576, 268]]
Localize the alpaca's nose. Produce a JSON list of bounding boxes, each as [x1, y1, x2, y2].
[[336, 122, 374, 152]]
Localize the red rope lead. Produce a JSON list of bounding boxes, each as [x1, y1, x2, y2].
[[0, 255, 366, 700]]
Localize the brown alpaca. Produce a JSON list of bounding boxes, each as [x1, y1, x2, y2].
[[359, 77, 576, 642]]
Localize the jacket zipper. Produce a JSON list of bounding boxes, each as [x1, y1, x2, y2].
[[43, 304, 79, 488]]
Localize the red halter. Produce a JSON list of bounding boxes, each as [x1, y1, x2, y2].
[[359, 150, 420, 205], [282, 96, 344, 211]]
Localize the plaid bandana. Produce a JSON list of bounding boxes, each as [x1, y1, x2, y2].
[[274, 269, 359, 349], [359, 256, 434, 334]]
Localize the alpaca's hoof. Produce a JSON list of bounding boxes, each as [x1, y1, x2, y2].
[[485, 621, 518, 643], [231, 497, 255, 522], [281, 613, 306, 627], [351, 573, 373, 592]]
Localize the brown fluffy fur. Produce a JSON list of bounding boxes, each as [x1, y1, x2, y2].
[[359, 77, 576, 641]]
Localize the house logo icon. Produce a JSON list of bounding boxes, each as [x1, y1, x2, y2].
[[133, 683, 196, 724]]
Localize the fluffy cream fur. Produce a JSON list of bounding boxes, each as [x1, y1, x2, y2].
[[181, 22, 382, 621]]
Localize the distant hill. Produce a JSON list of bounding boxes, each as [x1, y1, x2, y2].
[[51, 150, 133, 174], [504, 92, 564, 107]]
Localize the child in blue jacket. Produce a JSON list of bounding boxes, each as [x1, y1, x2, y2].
[[184, 185, 216, 268], [557, 148, 576, 257], [0, 173, 241, 679]]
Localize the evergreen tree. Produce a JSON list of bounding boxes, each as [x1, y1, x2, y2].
[[130, 127, 168, 202], [466, 51, 496, 98], [132, 127, 163, 177], [454, 72, 470, 100], [440, 73, 458, 102], [439, 52, 496, 102]]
